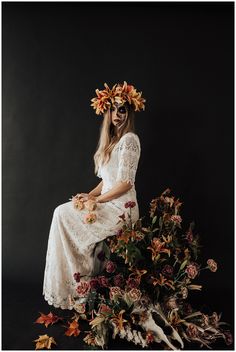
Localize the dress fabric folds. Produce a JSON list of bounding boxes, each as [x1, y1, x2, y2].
[[42, 132, 141, 309]]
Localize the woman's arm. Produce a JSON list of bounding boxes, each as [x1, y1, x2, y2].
[[96, 181, 132, 203], [88, 180, 103, 197]]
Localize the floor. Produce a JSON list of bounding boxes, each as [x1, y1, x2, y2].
[[2, 280, 234, 350]]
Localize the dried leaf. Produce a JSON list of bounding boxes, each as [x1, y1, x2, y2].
[[65, 320, 81, 337], [33, 334, 56, 350], [35, 312, 62, 328]]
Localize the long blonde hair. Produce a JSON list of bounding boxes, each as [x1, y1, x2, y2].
[[93, 103, 135, 176]]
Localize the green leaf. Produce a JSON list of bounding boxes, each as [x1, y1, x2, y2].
[[152, 216, 157, 225], [179, 259, 188, 271]]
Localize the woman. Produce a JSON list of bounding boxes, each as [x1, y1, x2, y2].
[[43, 81, 145, 310]]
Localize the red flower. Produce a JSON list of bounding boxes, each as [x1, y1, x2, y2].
[[113, 274, 125, 287], [185, 263, 199, 279], [89, 278, 100, 290], [76, 281, 90, 297], [98, 275, 110, 288], [186, 324, 199, 338], [162, 265, 174, 277], [224, 331, 233, 345], [124, 201, 136, 209], [207, 259, 218, 272], [126, 277, 139, 289]]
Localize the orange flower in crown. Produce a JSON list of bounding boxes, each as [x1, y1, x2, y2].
[[91, 81, 146, 115]]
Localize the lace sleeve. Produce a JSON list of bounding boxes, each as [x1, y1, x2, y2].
[[116, 133, 141, 186]]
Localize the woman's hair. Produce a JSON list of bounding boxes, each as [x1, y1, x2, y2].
[[93, 103, 135, 176]]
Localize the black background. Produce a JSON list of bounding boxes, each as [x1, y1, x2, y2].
[[2, 1, 234, 350]]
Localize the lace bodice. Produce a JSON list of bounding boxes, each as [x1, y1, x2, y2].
[[97, 132, 141, 194]]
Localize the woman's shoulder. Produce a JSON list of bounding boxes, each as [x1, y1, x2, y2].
[[119, 132, 140, 143]]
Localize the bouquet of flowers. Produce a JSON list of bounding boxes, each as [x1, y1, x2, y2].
[[35, 188, 233, 350], [69, 188, 232, 349]]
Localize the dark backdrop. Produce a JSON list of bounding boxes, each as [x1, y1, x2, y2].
[[2, 2, 234, 350]]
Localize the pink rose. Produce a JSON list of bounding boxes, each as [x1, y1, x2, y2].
[[84, 213, 97, 224], [185, 263, 199, 279], [89, 278, 100, 290], [105, 260, 117, 273], [72, 196, 84, 210], [76, 281, 90, 297]]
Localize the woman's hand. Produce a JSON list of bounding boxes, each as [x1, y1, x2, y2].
[[76, 193, 89, 202]]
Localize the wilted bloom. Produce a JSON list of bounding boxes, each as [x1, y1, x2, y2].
[[84, 199, 97, 211], [97, 250, 106, 261], [210, 312, 221, 327], [127, 288, 142, 302], [170, 215, 182, 225], [73, 272, 81, 283], [200, 314, 209, 327], [186, 229, 193, 243], [166, 296, 178, 310], [76, 281, 90, 297], [109, 286, 124, 300], [186, 323, 199, 338], [84, 213, 97, 224], [74, 303, 86, 314], [83, 331, 97, 347], [105, 260, 117, 273], [180, 286, 188, 299], [113, 273, 125, 287], [98, 275, 109, 288], [162, 264, 174, 277], [207, 259, 218, 272], [185, 263, 199, 279], [124, 201, 136, 208], [89, 278, 100, 290], [126, 277, 140, 289], [224, 331, 233, 345]]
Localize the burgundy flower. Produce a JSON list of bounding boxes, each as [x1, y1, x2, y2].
[[97, 250, 106, 261], [224, 331, 233, 345], [162, 265, 174, 277], [185, 263, 199, 279], [98, 275, 110, 288], [73, 272, 81, 283], [126, 277, 139, 289], [115, 229, 123, 236], [89, 278, 100, 290], [113, 273, 125, 287], [105, 260, 117, 273], [124, 201, 136, 209]]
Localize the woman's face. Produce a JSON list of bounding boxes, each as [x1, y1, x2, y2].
[[110, 102, 128, 128]]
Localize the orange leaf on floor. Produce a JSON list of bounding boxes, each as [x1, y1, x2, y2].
[[65, 320, 81, 337], [35, 311, 63, 328]]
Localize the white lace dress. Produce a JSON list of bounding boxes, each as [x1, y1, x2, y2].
[[42, 132, 141, 309]]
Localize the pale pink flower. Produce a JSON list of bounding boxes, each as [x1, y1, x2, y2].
[[207, 259, 218, 272], [185, 263, 199, 279], [84, 213, 97, 224], [170, 215, 182, 225], [74, 303, 86, 314]]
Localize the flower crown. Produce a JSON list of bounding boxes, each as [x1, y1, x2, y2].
[[91, 81, 146, 115]]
